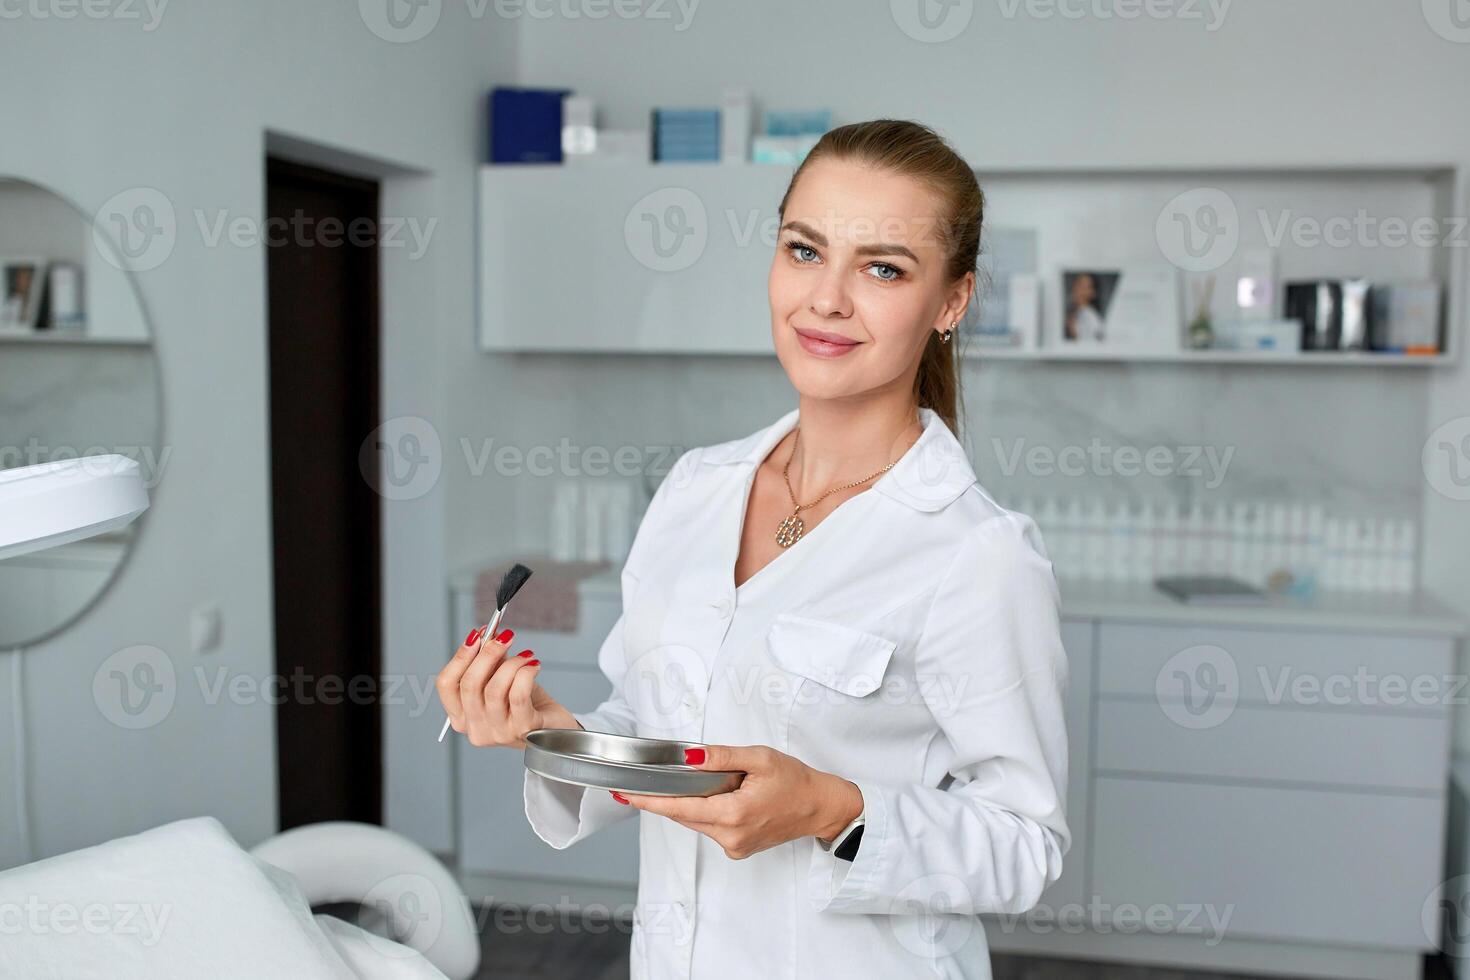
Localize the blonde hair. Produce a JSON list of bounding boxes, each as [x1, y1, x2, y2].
[[776, 119, 983, 435]]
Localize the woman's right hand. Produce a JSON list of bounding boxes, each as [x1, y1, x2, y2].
[[435, 627, 582, 747]]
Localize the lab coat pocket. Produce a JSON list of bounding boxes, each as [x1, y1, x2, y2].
[[766, 613, 898, 762]]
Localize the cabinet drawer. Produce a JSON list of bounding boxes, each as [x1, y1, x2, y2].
[[1092, 777, 1444, 950], [458, 666, 638, 885], [1098, 622, 1455, 709], [1096, 699, 1450, 791]]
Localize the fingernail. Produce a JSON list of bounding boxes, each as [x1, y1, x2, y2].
[[465, 628, 482, 646], [517, 650, 534, 658], [496, 629, 514, 643], [526, 659, 541, 667], [684, 748, 705, 765], [611, 791, 629, 804]]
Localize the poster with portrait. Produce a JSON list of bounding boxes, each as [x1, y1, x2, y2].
[[0, 257, 45, 334], [1061, 270, 1119, 344]]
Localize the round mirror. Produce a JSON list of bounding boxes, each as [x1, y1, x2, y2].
[[0, 177, 161, 648]]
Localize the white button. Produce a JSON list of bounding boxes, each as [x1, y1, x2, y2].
[[681, 693, 700, 709], [712, 598, 732, 618]]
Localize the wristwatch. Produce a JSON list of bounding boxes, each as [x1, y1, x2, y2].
[[817, 813, 865, 862]]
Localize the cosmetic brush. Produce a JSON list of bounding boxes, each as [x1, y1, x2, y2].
[[437, 562, 534, 742]]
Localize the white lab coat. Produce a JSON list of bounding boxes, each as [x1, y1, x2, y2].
[[524, 406, 1070, 979]]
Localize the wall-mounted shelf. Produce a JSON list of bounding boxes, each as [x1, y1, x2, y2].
[[0, 332, 150, 347], [964, 346, 1451, 367], [477, 161, 1464, 364]]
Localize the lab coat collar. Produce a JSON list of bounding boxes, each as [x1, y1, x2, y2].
[[698, 406, 977, 513]]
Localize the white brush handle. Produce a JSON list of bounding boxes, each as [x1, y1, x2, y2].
[[437, 606, 505, 742]]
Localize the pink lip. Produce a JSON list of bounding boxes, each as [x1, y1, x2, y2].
[[794, 326, 861, 358]]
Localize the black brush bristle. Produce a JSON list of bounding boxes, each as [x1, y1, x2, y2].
[[496, 562, 533, 611]]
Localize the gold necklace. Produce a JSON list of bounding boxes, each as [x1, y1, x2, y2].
[[775, 427, 904, 548]]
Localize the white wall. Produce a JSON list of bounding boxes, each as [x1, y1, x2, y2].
[[0, 1, 515, 866]]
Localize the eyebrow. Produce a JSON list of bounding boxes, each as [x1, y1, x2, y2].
[[780, 220, 920, 264]]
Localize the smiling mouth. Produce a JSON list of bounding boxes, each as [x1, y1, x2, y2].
[[793, 327, 858, 346]]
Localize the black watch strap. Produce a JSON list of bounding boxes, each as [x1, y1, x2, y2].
[[833, 824, 864, 862]]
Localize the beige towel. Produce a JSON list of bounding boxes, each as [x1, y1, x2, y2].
[[474, 555, 613, 633]]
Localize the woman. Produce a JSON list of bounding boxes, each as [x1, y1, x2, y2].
[[436, 119, 1070, 979]]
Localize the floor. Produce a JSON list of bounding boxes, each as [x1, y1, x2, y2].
[[468, 904, 1454, 980]]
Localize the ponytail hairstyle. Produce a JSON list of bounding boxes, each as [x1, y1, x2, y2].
[[776, 119, 983, 436]]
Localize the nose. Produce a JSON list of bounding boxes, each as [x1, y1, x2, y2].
[[807, 266, 852, 319]]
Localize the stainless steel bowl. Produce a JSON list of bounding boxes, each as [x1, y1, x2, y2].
[[523, 728, 745, 798]]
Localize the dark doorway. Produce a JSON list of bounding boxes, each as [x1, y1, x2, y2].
[[266, 157, 382, 829]]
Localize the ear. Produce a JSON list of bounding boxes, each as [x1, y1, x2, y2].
[[935, 270, 975, 335]]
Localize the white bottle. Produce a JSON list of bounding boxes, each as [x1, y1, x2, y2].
[[582, 482, 605, 563], [1134, 501, 1157, 582], [604, 482, 634, 564], [550, 480, 579, 562]]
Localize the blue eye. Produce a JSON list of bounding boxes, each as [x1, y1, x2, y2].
[[868, 263, 902, 282], [784, 240, 819, 264]]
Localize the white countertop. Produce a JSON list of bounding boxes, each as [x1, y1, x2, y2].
[[1057, 578, 1465, 637], [453, 561, 1465, 638]]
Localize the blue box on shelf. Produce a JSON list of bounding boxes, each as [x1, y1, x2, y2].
[[490, 86, 572, 164]]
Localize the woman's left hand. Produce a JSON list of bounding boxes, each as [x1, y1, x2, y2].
[[618, 744, 864, 860]]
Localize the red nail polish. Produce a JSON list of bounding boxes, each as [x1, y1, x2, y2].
[[517, 650, 534, 658], [611, 791, 629, 804], [684, 748, 705, 765], [526, 659, 541, 667], [496, 629, 514, 643], [465, 628, 482, 646]]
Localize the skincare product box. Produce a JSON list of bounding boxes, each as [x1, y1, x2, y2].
[[561, 95, 596, 158], [1370, 280, 1442, 353], [721, 88, 752, 163], [490, 86, 572, 164]]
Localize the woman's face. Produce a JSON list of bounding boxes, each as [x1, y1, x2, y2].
[[768, 158, 972, 401]]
